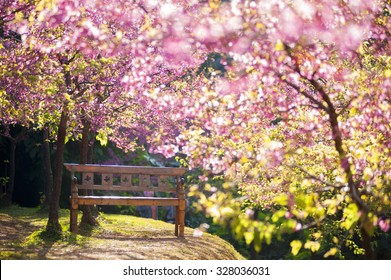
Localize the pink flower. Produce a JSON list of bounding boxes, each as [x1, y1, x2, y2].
[[379, 219, 390, 233]]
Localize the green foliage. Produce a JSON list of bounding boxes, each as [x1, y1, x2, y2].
[[96, 129, 109, 146], [189, 173, 391, 259], [24, 227, 77, 246], [0, 176, 9, 188]]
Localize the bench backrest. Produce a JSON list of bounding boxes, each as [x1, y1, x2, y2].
[[64, 163, 187, 194]]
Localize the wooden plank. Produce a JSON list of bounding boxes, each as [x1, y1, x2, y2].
[[82, 173, 93, 186], [76, 184, 177, 192], [64, 163, 187, 176], [158, 176, 169, 189], [121, 174, 132, 187], [78, 196, 180, 206], [140, 175, 150, 188], [102, 174, 112, 186]]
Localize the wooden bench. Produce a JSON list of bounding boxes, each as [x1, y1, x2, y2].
[[64, 163, 187, 237]]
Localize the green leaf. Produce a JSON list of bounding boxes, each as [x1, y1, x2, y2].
[[273, 194, 288, 206], [14, 11, 24, 23], [244, 232, 254, 245], [96, 131, 108, 146], [341, 203, 360, 230], [271, 209, 286, 222], [275, 40, 285, 51], [304, 240, 320, 252], [253, 230, 262, 252], [264, 226, 274, 245], [290, 240, 302, 256], [324, 248, 339, 258]]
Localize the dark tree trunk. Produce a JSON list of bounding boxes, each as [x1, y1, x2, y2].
[[42, 126, 53, 210], [0, 125, 27, 207], [87, 133, 94, 163], [80, 120, 89, 164], [361, 227, 374, 259], [46, 55, 79, 232], [1, 139, 16, 207], [88, 133, 99, 218], [80, 120, 98, 226], [46, 109, 68, 232], [310, 79, 374, 259]]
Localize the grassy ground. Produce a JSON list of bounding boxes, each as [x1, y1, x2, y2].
[[0, 205, 244, 260]]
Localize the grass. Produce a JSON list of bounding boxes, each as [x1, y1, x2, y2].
[[0, 205, 244, 260]]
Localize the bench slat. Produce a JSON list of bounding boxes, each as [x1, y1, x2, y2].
[[102, 174, 112, 186], [78, 196, 180, 206], [83, 172, 93, 186], [158, 176, 169, 188], [121, 174, 132, 187], [76, 184, 177, 193], [64, 163, 187, 176], [140, 175, 150, 188]]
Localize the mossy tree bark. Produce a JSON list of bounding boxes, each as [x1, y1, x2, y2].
[[42, 126, 53, 211], [46, 58, 72, 232], [46, 109, 68, 232], [80, 119, 98, 226]]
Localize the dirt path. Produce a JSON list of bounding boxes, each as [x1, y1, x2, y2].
[[0, 213, 41, 257], [0, 209, 244, 260]]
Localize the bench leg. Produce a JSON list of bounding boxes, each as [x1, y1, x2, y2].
[[70, 208, 78, 234], [178, 200, 186, 237], [70, 198, 78, 234], [175, 206, 179, 237]]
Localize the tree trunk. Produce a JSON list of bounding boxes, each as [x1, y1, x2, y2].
[[361, 227, 374, 259], [0, 125, 27, 207], [87, 133, 94, 163], [46, 109, 68, 232], [310, 79, 374, 259], [42, 126, 53, 211], [80, 120, 98, 226], [88, 133, 100, 218], [1, 139, 16, 207]]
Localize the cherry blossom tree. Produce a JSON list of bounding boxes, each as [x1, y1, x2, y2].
[[2, 0, 390, 258], [2, 0, 205, 230], [1, 0, 55, 205], [144, 0, 391, 259]]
